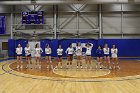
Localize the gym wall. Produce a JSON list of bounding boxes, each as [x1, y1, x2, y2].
[[8, 39, 140, 57]]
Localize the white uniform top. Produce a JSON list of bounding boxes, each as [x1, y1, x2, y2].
[[76, 46, 82, 56], [66, 47, 74, 55], [24, 47, 31, 56], [16, 47, 23, 55], [57, 48, 63, 55], [85, 43, 93, 55], [34, 48, 43, 57], [103, 48, 110, 55], [111, 48, 118, 58], [45, 48, 51, 54]]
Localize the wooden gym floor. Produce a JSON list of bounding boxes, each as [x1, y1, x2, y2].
[[0, 59, 140, 93]]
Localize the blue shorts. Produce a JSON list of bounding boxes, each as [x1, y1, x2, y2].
[[68, 54, 73, 56], [104, 54, 110, 57], [97, 54, 103, 58], [17, 54, 22, 57], [86, 55, 91, 56], [58, 55, 62, 58], [46, 54, 51, 56], [26, 54, 31, 57]]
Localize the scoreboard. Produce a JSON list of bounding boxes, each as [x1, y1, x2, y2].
[[22, 11, 44, 24]]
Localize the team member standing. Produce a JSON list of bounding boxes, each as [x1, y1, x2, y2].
[[16, 44, 23, 69], [45, 44, 51, 63], [85, 42, 93, 69], [57, 45, 63, 68], [34, 43, 43, 69], [24, 44, 32, 69], [45, 44, 52, 69], [103, 44, 111, 69], [96, 46, 103, 69], [65, 43, 74, 68], [75, 42, 83, 69], [111, 44, 120, 69]]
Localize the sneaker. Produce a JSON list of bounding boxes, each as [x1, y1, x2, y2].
[[30, 66, 33, 69], [39, 66, 41, 69], [20, 66, 23, 69], [16, 65, 19, 69], [66, 65, 69, 69], [109, 67, 112, 70], [117, 66, 120, 70]]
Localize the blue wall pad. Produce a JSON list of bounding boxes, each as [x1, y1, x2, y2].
[[8, 39, 140, 57], [8, 39, 16, 57], [98, 39, 140, 57], [8, 39, 28, 57]]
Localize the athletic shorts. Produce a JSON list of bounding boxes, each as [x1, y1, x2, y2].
[[35, 54, 41, 57], [112, 54, 118, 58], [17, 54, 22, 57], [76, 55, 82, 56], [97, 54, 103, 58], [58, 55, 62, 58], [26, 54, 31, 57], [104, 54, 110, 57], [46, 54, 51, 56], [68, 54, 73, 56], [86, 55, 91, 56]]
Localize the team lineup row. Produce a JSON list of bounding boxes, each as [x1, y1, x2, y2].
[[15, 42, 120, 70]]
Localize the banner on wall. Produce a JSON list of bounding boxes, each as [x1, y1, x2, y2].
[[0, 16, 6, 34]]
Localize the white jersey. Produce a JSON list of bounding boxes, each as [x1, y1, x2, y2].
[[45, 48, 51, 54], [85, 44, 93, 55], [76, 46, 82, 56], [16, 47, 23, 55], [34, 48, 43, 57], [24, 47, 31, 56], [103, 48, 110, 55], [66, 47, 74, 55], [57, 48, 63, 55], [111, 48, 118, 58]]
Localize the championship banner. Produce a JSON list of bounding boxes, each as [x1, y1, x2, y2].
[[0, 16, 6, 34]]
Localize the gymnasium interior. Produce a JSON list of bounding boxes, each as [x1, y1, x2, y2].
[[0, 0, 140, 93]]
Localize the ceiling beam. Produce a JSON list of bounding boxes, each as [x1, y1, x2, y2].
[[0, 0, 139, 5]]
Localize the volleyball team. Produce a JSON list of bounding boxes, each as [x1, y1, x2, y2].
[[16, 42, 120, 70]]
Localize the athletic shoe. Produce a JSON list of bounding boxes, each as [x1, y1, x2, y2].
[[16, 65, 19, 69], [117, 66, 120, 70], [20, 66, 23, 69], [109, 67, 112, 70]]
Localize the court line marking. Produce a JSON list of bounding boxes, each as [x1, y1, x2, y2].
[[1, 60, 140, 82], [52, 66, 111, 78], [0, 60, 13, 75], [0, 73, 6, 75]]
